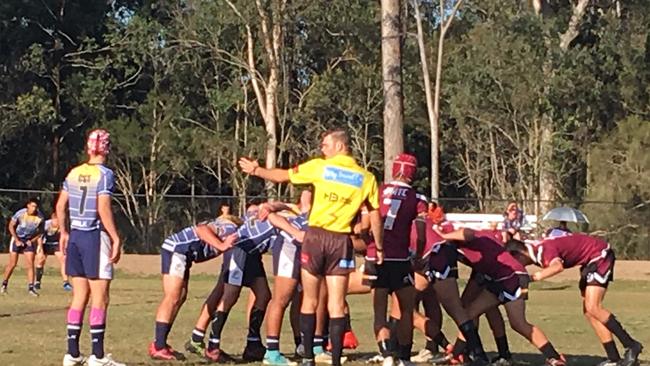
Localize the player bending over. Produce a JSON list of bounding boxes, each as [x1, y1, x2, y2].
[[507, 233, 643, 366], [148, 215, 238, 360], [35, 212, 72, 291], [58, 129, 125, 366]]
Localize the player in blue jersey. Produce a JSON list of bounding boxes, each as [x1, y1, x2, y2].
[[34, 212, 72, 291], [148, 214, 238, 361], [57, 129, 125, 366], [1, 198, 45, 296], [185, 204, 306, 363]]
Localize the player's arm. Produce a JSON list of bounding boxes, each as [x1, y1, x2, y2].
[[258, 201, 294, 220], [434, 227, 475, 242], [195, 224, 236, 252], [531, 258, 564, 281], [55, 190, 70, 252], [97, 194, 121, 263], [7, 218, 22, 245], [239, 157, 289, 183], [415, 217, 426, 257], [368, 208, 384, 263], [267, 213, 305, 243]]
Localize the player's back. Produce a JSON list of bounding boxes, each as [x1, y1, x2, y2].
[[235, 215, 277, 254], [539, 233, 609, 268], [64, 163, 114, 231], [409, 218, 454, 257], [459, 236, 525, 280], [43, 219, 60, 244], [380, 181, 427, 259]]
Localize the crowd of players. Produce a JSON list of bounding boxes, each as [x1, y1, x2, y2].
[[0, 128, 644, 366]]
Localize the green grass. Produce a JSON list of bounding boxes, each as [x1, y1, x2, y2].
[[1, 269, 648, 366]]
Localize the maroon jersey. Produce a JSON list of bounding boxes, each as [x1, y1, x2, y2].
[[366, 181, 427, 260], [457, 236, 526, 280], [409, 219, 455, 257], [535, 233, 610, 269], [476, 229, 504, 245]]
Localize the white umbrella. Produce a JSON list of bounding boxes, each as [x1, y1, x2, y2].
[[542, 207, 590, 224]]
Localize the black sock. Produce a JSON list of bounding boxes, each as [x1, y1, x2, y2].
[[604, 315, 636, 348], [314, 336, 324, 349], [329, 317, 346, 366], [539, 342, 561, 360], [452, 339, 466, 358], [208, 311, 229, 351], [247, 307, 265, 345], [378, 339, 394, 357], [344, 313, 352, 331], [426, 339, 438, 353], [398, 343, 413, 361], [322, 333, 329, 349], [388, 317, 399, 351], [90, 324, 105, 359], [191, 327, 205, 343], [28, 283, 34, 291], [267, 336, 280, 351], [294, 335, 302, 347], [459, 320, 486, 361], [67, 322, 82, 357], [300, 313, 316, 359], [1, 280, 7, 287], [495, 335, 511, 359], [434, 332, 450, 349], [603, 341, 621, 361], [36, 267, 44, 283], [154, 321, 171, 350]]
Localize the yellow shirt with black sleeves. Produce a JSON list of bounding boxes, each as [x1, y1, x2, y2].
[[288, 154, 379, 233]]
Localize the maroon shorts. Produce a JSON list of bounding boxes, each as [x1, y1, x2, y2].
[[579, 250, 615, 295], [300, 227, 355, 276], [424, 244, 459, 282]]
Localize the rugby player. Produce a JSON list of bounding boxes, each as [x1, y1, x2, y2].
[[435, 228, 564, 366], [507, 233, 644, 366], [364, 154, 426, 366], [35, 212, 71, 291], [239, 128, 383, 366], [148, 214, 238, 361], [1, 198, 45, 296], [57, 129, 125, 366]]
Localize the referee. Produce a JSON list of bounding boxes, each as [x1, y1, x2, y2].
[[239, 128, 383, 366]]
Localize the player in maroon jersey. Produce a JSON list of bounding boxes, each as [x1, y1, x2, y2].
[[507, 234, 643, 366], [365, 153, 427, 366], [435, 228, 565, 366]]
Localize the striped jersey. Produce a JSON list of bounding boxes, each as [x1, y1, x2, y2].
[[11, 208, 45, 240], [43, 219, 60, 245], [234, 215, 278, 254], [162, 218, 238, 263], [62, 163, 115, 231], [273, 213, 309, 248]]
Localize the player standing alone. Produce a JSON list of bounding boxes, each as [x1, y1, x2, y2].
[[57, 129, 125, 366], [239, 128, 383, 366]]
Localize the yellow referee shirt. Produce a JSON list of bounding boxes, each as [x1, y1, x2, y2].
[[288, 154, 379, 233]]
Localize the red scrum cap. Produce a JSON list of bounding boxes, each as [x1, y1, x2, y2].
[[392, 153, 417, 182], [86, 129, 111, 156]]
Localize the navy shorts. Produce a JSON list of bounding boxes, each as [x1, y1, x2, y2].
[[161, 249, 192, 280], [483, 273, 530, 304], [43, 244, 60, 255], [425, 244, 459, 282], [373, 261, 414, 292], [272, 237, 301, 280], [66, 229, 113, 280], [579, 251, 615, 295], [220, 247, 266, 287], [9, 238, 36, 254]]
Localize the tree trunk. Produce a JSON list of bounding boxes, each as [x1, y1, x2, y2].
[[381, 0, 404, 183]]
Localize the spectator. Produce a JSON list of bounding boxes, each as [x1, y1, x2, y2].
[[501, 201, 526, 242], [217, 202, 232, 219], [427, 200, 445, 224], [544, 221, 571, 238]]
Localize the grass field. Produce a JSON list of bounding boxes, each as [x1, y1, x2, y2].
[[0, 267, 648, 366]]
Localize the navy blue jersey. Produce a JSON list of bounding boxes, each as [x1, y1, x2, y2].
[[162, 218, 238, 263], [234, 215, 277, 254]]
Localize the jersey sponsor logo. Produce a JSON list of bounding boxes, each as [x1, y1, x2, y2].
[[323, 166, 363, 187], [323, 191, 352, 204]]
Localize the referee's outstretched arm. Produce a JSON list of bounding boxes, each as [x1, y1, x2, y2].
[[239, 157, 289, 182]]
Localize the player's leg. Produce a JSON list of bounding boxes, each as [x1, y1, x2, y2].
[[373, 287, 393, 360], [186, 279, 224, 355], [325, 274, 350, 366], [485, 306, 512, 364], [300, 268, 323, 364], [290, 290, 302, 352], [55, 249, 72, 290], [87, 279, 111, 361], [63, 277, 90, 366], [23, 249, 37, 295], [393, 277, 417, 365], [314, 281, 329, 356], [243, 275, 271, 362], [583, 300, 620, 365], [265, 276, 300, 365], [584, 285, 642, 366], [35, 249, 46, 290], [150, 274, 188, 359], [1, 248, 19, 293], [412, 274, 451, 362]]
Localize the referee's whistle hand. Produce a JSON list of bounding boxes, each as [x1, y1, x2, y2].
[[238, 157, 259, 175]]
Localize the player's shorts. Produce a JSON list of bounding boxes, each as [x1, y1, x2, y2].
[[301, 227, 354, 276], [161, 249, 191, 280], [484, 273, 530, 304], [579, 250, 615, 295], [424, 244, 459, 282], [43, 244, 60, 255], [9, 238, 35, 253], [372, 261, 414, 292], [220, 247, 266, 287], [362, 259, 378, 287], [272, 238, 301, 280], [66, 229, 113, 280]]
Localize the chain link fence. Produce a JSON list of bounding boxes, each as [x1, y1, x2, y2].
[[1, 188, 648, 258]]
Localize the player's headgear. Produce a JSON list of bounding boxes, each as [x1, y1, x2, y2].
[[86, 129, 111, 156], [392, 153, 417, 182]]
